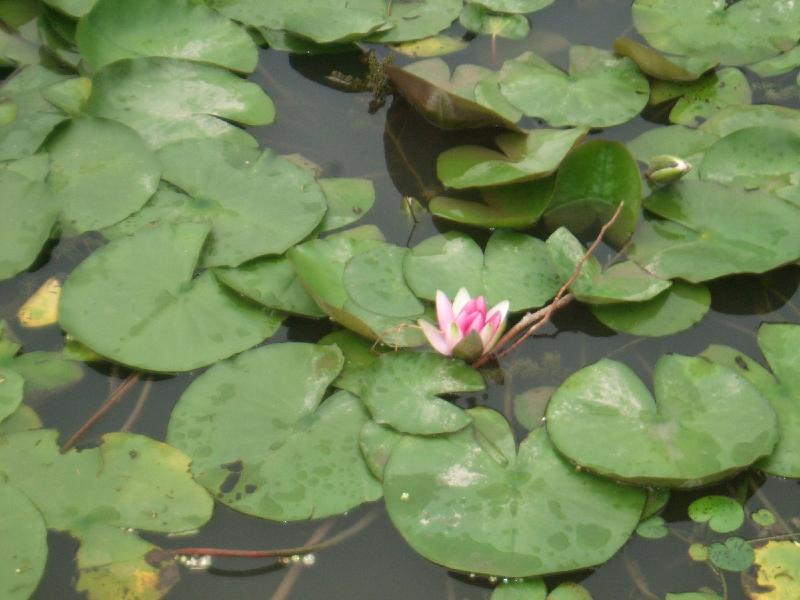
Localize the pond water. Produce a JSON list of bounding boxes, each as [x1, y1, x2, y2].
[[2, 0, 800, 598]]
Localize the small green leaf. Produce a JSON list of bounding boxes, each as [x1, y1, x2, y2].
[[688, 495, 745, 533], [636, 515, 669, 539], [490, 578, 547, 600], [547, 582, 593, 600], [751, 509, 776, 527], [708, 537, 754, 572], [688, 543, 709, 562]]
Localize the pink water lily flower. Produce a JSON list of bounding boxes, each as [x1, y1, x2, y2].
[[418, 288, 510, 361]]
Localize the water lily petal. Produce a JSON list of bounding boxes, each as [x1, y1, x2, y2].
[[478, 320, 496, 350], [419, 319, 451, 355], [435, 289, 455, 329], [475, 296, 487, 314], [446, 321, 463, 350], [487, 300, 510, 325], [452, 287, 472, 316]]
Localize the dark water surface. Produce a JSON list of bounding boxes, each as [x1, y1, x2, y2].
[[2, 0, 799, 598]]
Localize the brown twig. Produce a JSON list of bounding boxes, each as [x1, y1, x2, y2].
[[472, 202, 625, 368], [61, 372, 140, 452], [155, 510, 377, 562], [120, 378, 153, 433]]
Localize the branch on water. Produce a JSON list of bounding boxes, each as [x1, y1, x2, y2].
[[472, 202, 625, 368]]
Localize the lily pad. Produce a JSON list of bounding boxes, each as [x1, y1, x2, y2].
[[491, 579, 547, 600], [708, 537, 754, 572], [430, 177, 554, 229], [157, 139, 327, 267], [0, 170, 58, 281], [626, 125, 718, 164], [359, 420, 403, 480], [546, 355, 778, 487], [750, 540, 800, 599], [319, 329, 382, 395], [459, 5, 530, 40], [87, 57, 274, 148], [613, 37, 715, 82], [290, 235, 426, 347], [629, 181, 800, 282], [43, 0, 97, 17], [700, 105, 800, 138], [361, 350, 483, 435], [40, 77, 91, 116], [318, 177, 375, 232], [383, 408, 646, 576], [699, 127, 800, 193], [650, 68, 752, 127], [0, 483, 47, 600], [543, 140, 642, 247], [59, 221, 283, 372], [632, 0, 800, 66], [636, 515, 669, 539], [548, 582, 594, 600], [437, 127, 587, 189], [391, 35, 468, 58], [77, 0, 256, 72], [46, 117, 161, 233], [167, 343, 383, 520], [404, 231, 562, 312], [1, 349, 82, 394], [749, 45, 800, 77], [0, 65, 67, 161], [591, 281, 710, 337], [0, 405, 42, 435], [751, 509, 776, 527], [473, 0, 553, 10], [701, 324, 800, 478], [365, 0, 463, 43], [688, 495, 744, 533], [387, 59, 520, 130], [497, 47, 650, 128], [546, 228, 671, 305], [0, 368, 24, 424]]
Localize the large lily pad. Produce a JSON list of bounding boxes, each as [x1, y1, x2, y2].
[[0, 170, 58, 282], [167, 343, 383, 520], [404, 231, 562, 311], [546, 228, 670, 305], [749, 540, 800, 600], [59, 221, 283, 372], [87, 57, 274, 148], [46, 117, 161, 233], [701, 324, 800, 478], [76, 0, 258, 72], [0, 65, 67, 161], [43, 0, 97, 17], [383, 408, 646, 576], [632, 0, 800, 66], [429, 177, 554, 229], [387, 59, 520, 130], [628, 181, 800, 282], [437, 127, 587, 189], [626, 125, 718, 164], [157, 139, 328, 267], [317, 177, 375, 232], [700, 105, 800, 138], [546, 355, 778, 487], [360, 350, 484, 435], [543, 140, 642, 247], [459, 5, 530, 40], [497, 47, 650, 128], [290, 235, 426, 347], [591, 281, 710, 337], [613, 37, 715, 82], [0, 483, 47, 600]]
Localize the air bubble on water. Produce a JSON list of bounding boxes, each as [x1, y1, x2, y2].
[[290, 554, 302, 564], [302, 553, 316, 566], [488, 576, 497, 584], [400, 492, 410, 501]]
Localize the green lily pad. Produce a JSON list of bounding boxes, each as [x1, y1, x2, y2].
[[548, 582, 593, 600], [688, 495, 744, 533], [157, 139, 327, 267], [513, 386, 552, 430], [629, 181, 800, 282], [491, 578, 547, 600], [546, 355, 778, 487], [459, 5, 530, 40], [700, 104, 800, 138], [751, 540, 800, 599], [0, 405, 42, 435], [0, 27, 41, 68], [257, 27, 359, 54], [701, 324, 800, 478], [497, 47, 650, 128], [319, 329, 382, 395], [43, 0, 97, 17], [2, 351, 83, 393], [391, 34, 468, 58], [0, 483, 47, 600], [666, 593, 721, 600], [387, 59, 521, 130], [708, 537, 754, 572], [318, 178, 375, 232], [626, 125, 717, 164], [613, 37, 715, 82], [383, 408, 646, 577], [76, 0, 258, 72], [632, 0, 800, 66], [0, 170, 58, 282], [699, 127, 800, 193], [0, 368, 24, 425], [752, 509, 776, 527], [430, 177, 554, 229], [167, 343, 383, 520], [365, 0, 463, 43], [87, 57, 274, 149], [0, 429, 213, 533], [642, 488, 670, 519], [284, 8, 388, 44], [404, 230, 562, 312], [636, 515, 669, 539], [472, 0, 553, 10], [41, 77, 91, 115], [688, 544, 710, 562], [0, 65, 67, 161], [359, 420, 403, 480], [361, 350, 484, 435], [749, 45, 800, 77], [543, 140, 642, 247], [46, 117, 161, 233], [215, 255, 325, 318], [546, 228, 671, 305], [591, 281, 710, 337], [290, 235, 426, 347], [59, 221, 283, 372], [437, 127, 587, 189], [650, 68, 752, 127]]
